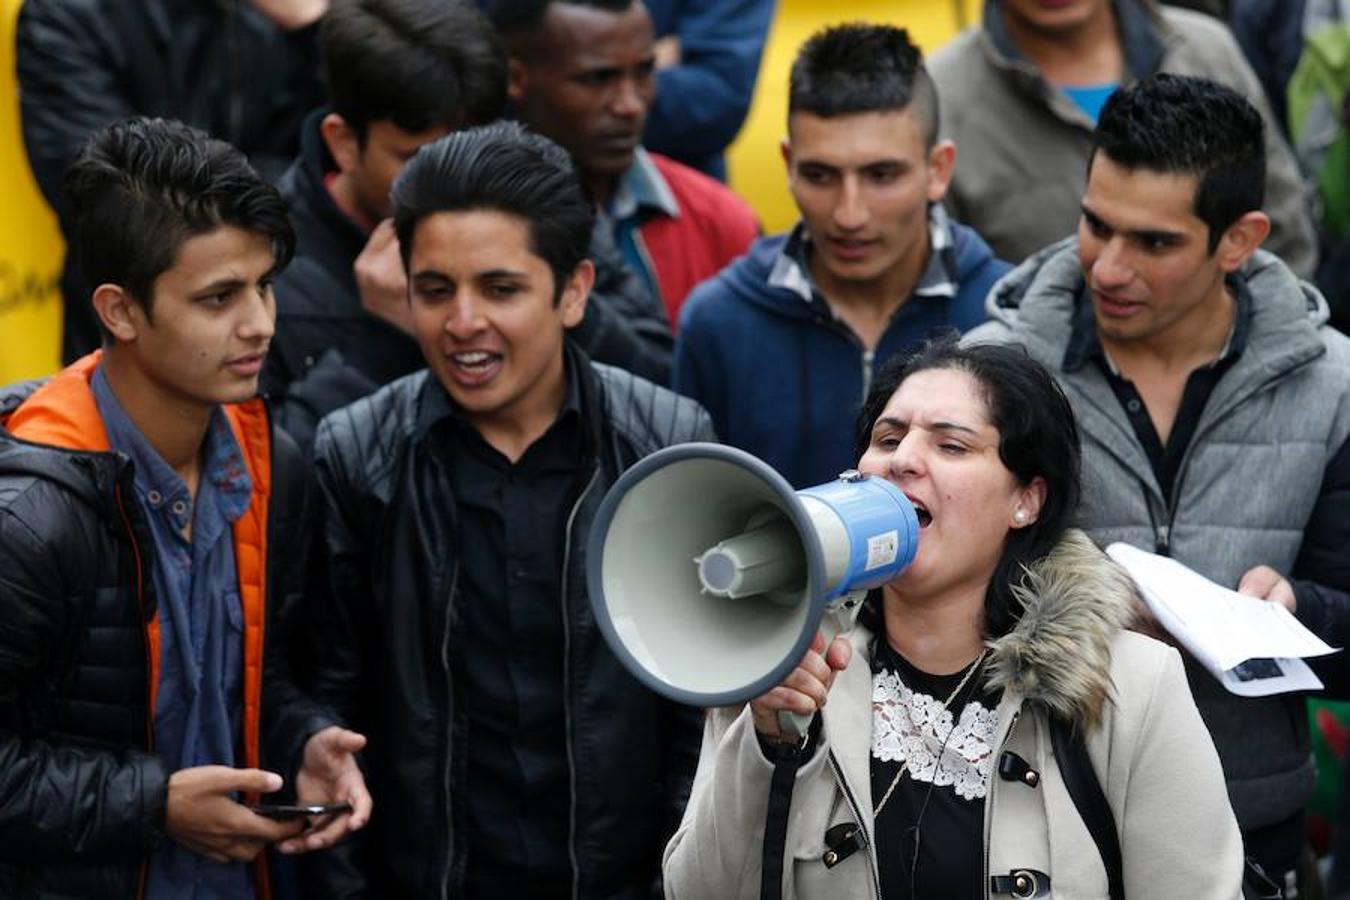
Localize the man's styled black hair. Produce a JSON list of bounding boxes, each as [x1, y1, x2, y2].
[[855, 336, 1082, 641], [1091, 74, 1266, 252], [391, 121, 595, 300], [789, 23, 940, 148], [63, 116, 294, 323], [486, 0, 634, 41], [322, 0, 507, 141]]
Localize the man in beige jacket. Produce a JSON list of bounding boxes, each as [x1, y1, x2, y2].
[[929, 0, 1318, 278]]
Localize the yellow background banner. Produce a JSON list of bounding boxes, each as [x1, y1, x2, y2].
[[0, 0, 63, 383]]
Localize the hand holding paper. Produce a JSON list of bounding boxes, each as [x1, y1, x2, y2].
[[1106, 543, 1338, 697]]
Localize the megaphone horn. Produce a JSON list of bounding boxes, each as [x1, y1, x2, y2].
[[587, 443, 919, 735]]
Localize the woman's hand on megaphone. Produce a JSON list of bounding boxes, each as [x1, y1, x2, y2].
[[749, 632, 852, 743]]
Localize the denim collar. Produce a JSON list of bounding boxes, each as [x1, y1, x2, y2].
[[607, 147, 680, 223], [90, 365, 251, 532]]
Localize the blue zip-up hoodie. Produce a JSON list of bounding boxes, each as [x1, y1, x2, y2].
[[673, 220, 1009, 487]]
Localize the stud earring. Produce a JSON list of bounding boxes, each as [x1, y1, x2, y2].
[[1014, 510, 1028, 524]]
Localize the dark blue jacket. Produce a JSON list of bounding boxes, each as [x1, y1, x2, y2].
[[642, 0, 776, 178], [673, 221, 1009, 487]]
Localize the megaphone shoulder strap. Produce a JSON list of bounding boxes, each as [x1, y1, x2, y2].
[[761, 755, 798, 900], [760, 716, 822, 900], [1048, 715, 1124, 900]]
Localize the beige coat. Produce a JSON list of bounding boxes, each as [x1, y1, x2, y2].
[[928, 0, 1317, 278], [663, 531, 1243, 899]]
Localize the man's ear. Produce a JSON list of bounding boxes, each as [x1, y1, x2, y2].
[[926, 140, 957, 204], [1215, 210, 1271, 273], [321, 113, 361, 175], [780, 136, 793, 172], [91, 284, 143, 343], [559, 259, 594, 329], [507, 57, 528, 106]]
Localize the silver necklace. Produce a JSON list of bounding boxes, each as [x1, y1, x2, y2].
[[873, 648, 990, 817]]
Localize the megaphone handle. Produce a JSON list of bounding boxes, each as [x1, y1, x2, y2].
[[774, 591, 867, 741], [776, 709, 815, 741]]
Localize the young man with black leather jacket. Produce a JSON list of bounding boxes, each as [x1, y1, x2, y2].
[[298, 122, 714, 899]]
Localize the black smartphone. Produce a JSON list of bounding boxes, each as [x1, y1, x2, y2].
[[250, 802, 353, 820]]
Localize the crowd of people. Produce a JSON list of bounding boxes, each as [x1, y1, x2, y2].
[[1, 0, 1349, 898]]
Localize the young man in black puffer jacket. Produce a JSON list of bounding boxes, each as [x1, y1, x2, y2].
[[0, 118, 369, 899]]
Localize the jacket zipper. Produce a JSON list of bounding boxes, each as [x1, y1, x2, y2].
[[827, 750, 882, 900], [1153, 414, 1226, 556], [563, 465, 603, 900], [860, 349, 875, 404], [439, 563, 461, 900], [809, 307, 873, 406], [114, 484, 153, 900], [1150, 366, 1296, 557], [983, 710, 1020, 899], [114, 488, 154, 748]]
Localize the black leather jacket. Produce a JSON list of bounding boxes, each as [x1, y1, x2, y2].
[[0, 376, 324, 899], [295, 352, 715, 898]]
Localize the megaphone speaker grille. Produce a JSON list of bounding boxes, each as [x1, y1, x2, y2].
[[587, 444, 829, 707]]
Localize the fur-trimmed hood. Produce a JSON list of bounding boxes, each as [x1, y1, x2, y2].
[[984, 529, 1137, 730]]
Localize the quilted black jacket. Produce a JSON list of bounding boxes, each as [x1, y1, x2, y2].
[[0, 378, 322, 899]]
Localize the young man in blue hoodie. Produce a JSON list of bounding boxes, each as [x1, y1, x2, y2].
[[673, 23, 1010, 488]]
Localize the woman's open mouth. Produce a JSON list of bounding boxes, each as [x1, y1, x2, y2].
[[907, 496, 933, 528]]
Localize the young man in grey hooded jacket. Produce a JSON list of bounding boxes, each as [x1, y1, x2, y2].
[[966, 74, 1350, 896]]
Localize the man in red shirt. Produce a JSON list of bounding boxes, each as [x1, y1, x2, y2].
[[489, 0, 761, 329]]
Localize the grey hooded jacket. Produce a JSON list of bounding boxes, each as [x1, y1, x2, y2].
[[929, 0, 1318, 278], [965, 239, 1350, 829], [664, 531, 1243, 899]]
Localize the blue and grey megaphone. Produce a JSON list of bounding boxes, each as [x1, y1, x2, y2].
[[587, 443, 919, 735]]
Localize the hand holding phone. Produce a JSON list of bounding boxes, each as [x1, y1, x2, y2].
[[250, 802, 353, 820], [165, 767, 304, 863]]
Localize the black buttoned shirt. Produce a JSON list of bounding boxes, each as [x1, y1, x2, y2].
[[420, 363, 587, 899]]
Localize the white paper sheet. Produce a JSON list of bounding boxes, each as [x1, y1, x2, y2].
[[1105, 543, 1338, 697]]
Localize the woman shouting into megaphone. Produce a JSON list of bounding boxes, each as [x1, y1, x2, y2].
[[663, 338, 1244, 900]]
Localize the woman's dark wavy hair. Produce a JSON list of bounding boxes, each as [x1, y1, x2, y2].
[[854, 335, 1081, 639]]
